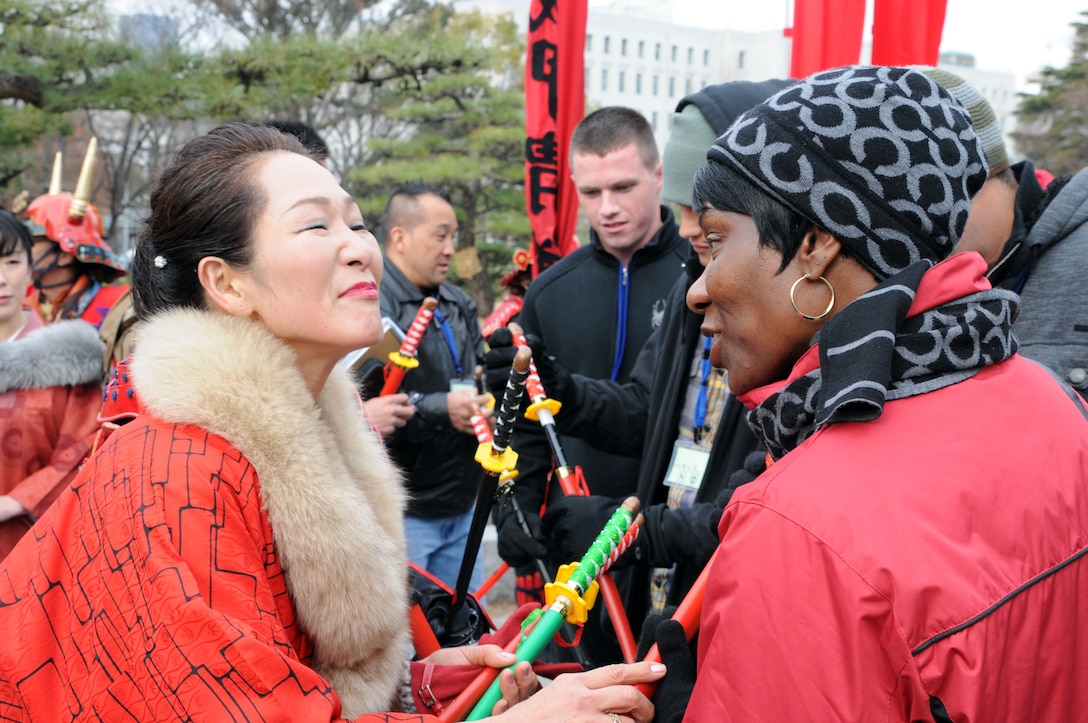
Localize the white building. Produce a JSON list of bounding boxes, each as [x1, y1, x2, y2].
[[458, 0, 1020, 158], [461, 0, 787, 150]]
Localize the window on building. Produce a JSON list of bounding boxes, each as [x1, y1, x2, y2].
[[685, 77, 692, 94], [638, 40, 645, 58], [652, 111, 659, 131], [621, 38, 627, 56], [655, 42, 662, 60], [619, 70, 625, 92], [738, 50, 745, 69], [602, 68, 608, 91], [652, 75, 659, 96], [636, 73, 642, 94], [687, 47, 694, 64], [668, 76, 675, 97], [586, 34, 593, 52], [703, 49, 709, 66], [671, 45, 678, 62], [604, 36, 610, 54]]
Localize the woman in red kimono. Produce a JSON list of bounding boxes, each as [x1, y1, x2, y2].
[[0, 124, 662, 722], [0, 209, 103, 560]]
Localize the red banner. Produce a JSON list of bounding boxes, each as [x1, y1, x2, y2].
[[871, 0, 947, 66], [787, 0, 865, 79], [525, 0, 586, 277]]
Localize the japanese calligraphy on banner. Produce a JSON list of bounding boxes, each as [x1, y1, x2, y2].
[[525, 0, 586, 277]]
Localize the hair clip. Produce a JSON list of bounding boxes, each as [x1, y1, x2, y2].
[[154, 255, 167, 269]]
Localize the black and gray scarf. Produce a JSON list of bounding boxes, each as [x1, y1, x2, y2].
[[749, 261, 1020, 460]]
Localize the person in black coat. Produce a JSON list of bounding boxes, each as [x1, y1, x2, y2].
[[488, 80, 792, 661]]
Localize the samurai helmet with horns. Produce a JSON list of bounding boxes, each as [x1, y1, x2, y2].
[[23, 138, 126, 279]]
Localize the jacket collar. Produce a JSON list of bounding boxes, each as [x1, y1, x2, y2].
[[0, 317, 104, 392], [381, 256, 460, 305], [132, 308, 410, 716], [587, 204, 678, 266]]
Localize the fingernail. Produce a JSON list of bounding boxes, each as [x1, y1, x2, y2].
[[650, 663, 667, 673], [499, 651, 516, 660]]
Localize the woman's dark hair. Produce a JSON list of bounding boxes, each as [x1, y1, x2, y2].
[[131, 122, 308, 319], [0, 209, 32, 261], [693, 160, 851, 273]]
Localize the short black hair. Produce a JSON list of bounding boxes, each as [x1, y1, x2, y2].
[[380, 182, 453, 244], [692, 160, 816, 273], [0, 208, 32, 261]]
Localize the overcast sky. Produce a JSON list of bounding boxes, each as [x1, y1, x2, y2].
[[667, 0, 1086, 90]]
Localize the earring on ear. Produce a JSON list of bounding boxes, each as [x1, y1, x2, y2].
[[789, 274, 835, 321]]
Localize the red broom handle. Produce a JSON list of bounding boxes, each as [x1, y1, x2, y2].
[[633, 546, 716, 697]]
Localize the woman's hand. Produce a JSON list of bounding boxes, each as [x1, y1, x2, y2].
[[484, 661, 667, 722], [420, 644, 539, 710]]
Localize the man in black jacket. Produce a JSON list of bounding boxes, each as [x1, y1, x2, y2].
[[379, 183, 493, 592], [491, 107, 685, 665], [489, 84, 790, 662]]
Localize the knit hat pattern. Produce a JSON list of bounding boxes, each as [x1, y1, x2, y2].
[[708, 65, 988, 280], [917, 66, 1010, 177], [663, 79, 795, 207]]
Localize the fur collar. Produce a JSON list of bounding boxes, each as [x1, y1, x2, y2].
[[0, 319, 104, 393], [132, 308, 410, 716]]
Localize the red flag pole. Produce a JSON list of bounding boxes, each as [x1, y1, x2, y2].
[[524, 0, 586, 277]]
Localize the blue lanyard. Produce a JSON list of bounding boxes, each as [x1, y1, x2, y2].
[[432, 305, 463, 376], [694, 336, 712, 433]]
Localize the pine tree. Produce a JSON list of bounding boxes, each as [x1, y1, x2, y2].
[[1013, 10, 1088, 175]]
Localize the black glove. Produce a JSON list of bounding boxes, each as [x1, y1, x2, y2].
[[494, 498, 548, 568], [542, 494, 637, 567], [649, 618, 696, 723], [636, 607, 675, 660], [484, 327, 574, 404], [483, 327, 519, 397], [709, 449, 768, 538]]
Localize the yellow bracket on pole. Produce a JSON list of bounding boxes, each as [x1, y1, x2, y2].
[[387, 351, 421, 370], [544, 563, 599, 625], [525, 396, 561, 422], [474, 442, 518, 474]]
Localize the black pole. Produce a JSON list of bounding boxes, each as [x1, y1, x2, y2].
[[451, 347, 531, 610]]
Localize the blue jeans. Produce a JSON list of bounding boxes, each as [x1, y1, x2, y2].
[[404, 509, 484, 599]]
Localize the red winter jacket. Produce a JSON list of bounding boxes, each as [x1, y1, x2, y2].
[[0, 309, 421, 721], [686, 256, 1088, 721]]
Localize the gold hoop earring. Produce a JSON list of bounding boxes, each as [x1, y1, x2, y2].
[[789, 274, 835, 321]]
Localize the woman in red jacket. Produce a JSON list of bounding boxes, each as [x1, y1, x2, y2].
[[0, 123, 662, 722], [0, 208, 103, 560], [676, 66, 1088, 721]]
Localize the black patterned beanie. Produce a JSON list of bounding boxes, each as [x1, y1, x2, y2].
[[707, 65, 988, 280]]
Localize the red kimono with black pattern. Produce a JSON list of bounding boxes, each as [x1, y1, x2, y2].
[[0, 415, 436, 722]]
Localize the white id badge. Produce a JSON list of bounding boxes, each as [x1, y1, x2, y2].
[[449, 380, 477, 393], [664, 445, 710, 489]]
